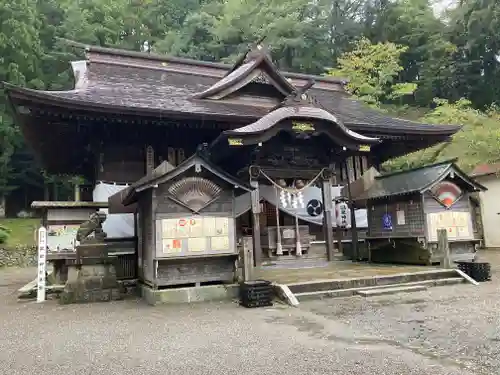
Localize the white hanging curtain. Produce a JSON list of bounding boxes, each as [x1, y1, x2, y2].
[[93, 182, 135, 238], [259, 185, 368, 228]]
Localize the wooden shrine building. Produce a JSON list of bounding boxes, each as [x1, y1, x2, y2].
[[355, 160, 485, 265], [3, 41, 462, 291]]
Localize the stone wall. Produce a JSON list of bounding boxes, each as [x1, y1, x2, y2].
[[0, 245, 37, 268]]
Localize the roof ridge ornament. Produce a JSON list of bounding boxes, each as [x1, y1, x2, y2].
[[226, 36, 268, 77], [274, 79, 317, 110]]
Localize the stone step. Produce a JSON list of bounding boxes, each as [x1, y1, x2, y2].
[[287, 269, 459, 294], [294, 277, 464, 301], [355, 277, 463, 290], [356, 285, 428, 297], [263, 252, 328, 261]]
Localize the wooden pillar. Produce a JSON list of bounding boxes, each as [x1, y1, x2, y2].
[[335, 202, 344, 255], [333, 163, 343, 255], [345, 160, 359, 260], [250, 179, 262, 266], [74, 184, 81, 202], [321, 172, 335, 261]]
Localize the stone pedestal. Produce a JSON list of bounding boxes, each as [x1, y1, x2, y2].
[[59, 263, 123, 304]]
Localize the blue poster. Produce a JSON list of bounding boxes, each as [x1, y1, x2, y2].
[[382, 213, 393, 231]]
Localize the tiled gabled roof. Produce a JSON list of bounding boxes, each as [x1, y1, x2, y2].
[[470, 162, 500, 177], [121, 152, 251, 205], [355, 160, 486, 200], [3, 41, 461, 137], [194, 44, 296, 99]]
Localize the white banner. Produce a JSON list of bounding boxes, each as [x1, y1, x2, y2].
[[93, 182, 135, 238], [259, 185, 368, 228]]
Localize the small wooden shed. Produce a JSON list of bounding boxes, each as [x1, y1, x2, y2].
[[120, 152, 251, 288], [355, 160, 486, 264]]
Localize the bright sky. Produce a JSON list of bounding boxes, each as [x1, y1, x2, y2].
[[432, 0, 458, 16]]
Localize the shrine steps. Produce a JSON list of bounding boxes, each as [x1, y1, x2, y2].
[[278, 269, 472, 304], [356, 284, 429, 297]]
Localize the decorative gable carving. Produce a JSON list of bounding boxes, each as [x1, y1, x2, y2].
[[429, 181, 463, 209], [252, 72, 270, 84], [193, 41, 296, 101], [167, 177, 223, 213]]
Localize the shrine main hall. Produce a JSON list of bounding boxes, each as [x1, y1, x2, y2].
[[3, 41, 468, 300]]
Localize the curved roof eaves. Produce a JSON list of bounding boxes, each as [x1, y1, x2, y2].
[[224, 106, 380, 144]]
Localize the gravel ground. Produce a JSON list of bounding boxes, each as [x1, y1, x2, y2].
[[0, 252, 498, 375], [303, 250, 500, 375]]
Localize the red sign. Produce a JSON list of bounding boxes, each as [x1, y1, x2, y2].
[[178, 219, 187, 227]]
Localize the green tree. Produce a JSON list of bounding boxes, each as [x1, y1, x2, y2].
[[384, 99, 500, 172], [327, 38, 416, 105], [364, 0, 457, 106], [446, 0, 500, 108], [155, 0, 346, 73], [0, 0, 44, 215]]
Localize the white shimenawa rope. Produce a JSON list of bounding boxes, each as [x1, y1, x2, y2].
[[256, 167, 328, 258], [259, 168, 326, 193]]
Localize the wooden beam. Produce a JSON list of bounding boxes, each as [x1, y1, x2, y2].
[[345, 160, 359, 260]]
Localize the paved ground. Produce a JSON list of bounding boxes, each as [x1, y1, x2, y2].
[[0, 252, 498, 375]]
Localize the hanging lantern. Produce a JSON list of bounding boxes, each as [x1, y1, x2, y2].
[[335, 201, 350, 228], [277, 179, 287, 188]]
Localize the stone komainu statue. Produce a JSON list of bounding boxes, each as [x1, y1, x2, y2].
[[76, 211, 107, 244]]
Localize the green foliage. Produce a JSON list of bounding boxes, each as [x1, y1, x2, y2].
[[364, 0, 458, 105], [330, 37, 500, 173], [0, 226, 10, 244], [446, 0, 500, 108], [0, 219, 37, 247], [0, 0, 499, 203], [327, 38, 416, 105], [384, 99, 500, 172]]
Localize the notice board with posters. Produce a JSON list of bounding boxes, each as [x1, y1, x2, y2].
[[426, 211, 473, 242], [155, 216, 236, 258]]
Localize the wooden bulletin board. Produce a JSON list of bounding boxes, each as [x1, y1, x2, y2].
[[426, 211, 472, 242], [155, 216, 236, 258]]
